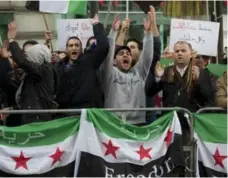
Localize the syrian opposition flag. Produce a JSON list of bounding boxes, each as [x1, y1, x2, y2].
[[0, 117, 80, 177], [194, 113, 227, 177], [26, 0, 87, 16], [76, 109, 185, 177]]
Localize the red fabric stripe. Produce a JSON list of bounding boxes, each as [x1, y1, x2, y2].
[[99, 0, 104, 6], [225, 0, 228, 7], [114, 0, 118, 6]]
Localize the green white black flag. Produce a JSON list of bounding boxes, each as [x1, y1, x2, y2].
[[77, 109, 185, 177]]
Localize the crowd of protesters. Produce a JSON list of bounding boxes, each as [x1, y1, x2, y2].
[[0, 7, 227, 128]]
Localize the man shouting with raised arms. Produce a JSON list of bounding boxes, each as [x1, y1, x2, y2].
[[101, 7, 154, 125]]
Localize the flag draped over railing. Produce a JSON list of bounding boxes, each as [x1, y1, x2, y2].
[[0, 109, 227, 177]]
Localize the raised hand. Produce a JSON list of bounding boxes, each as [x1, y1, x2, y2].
[[112, 14, 120, 31], [92, 14, 99, 24], [121, 18, 130, 32], [149, 5, 156, 24], [154, 62, 164, 78], [8, 21, 17, 39], [192, 65, 200, 80], [45, 31, 52, 42], [144, 6, 155, 31]]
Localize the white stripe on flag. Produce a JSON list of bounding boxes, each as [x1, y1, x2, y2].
[[39, 0, 69, 14], [196, 134, 227, 174], [77, 110, 181, 165], [0, 134, 77, 175]]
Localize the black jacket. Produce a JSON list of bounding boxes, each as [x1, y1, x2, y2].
[[55, 23, 109, 109], [0, 58, 13, 108], [205, 68, 218, 106], [9, 42, 58, 124], [145, 65, 213, 112], [145, 36, 161, 121]]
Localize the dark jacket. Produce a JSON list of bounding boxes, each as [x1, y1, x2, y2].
[[55, 23, 109, 110], [145, 65, 213, 112], [145, 36, 161, 122], [0, 58, 13, 108], [205, 68, 218, 106], [9, 42, 58, 124]]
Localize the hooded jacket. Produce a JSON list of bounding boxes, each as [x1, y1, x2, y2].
[[100, 29, 154, 124], [9, 42, 59, 124]]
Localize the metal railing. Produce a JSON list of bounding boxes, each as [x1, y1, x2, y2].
[[196, 107, 227, 113], [1, 107, 211, 177]]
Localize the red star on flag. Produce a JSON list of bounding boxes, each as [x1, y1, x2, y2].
[[102, 139, 120, 159], [12, 151, 31, 170], [136, 145, 152, 161], [213, 148, 227, 168], [49, 147, 64, 166], [164, 129, 173, 147]]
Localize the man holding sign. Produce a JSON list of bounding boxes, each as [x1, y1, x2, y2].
[[55, 14, 109, 112]]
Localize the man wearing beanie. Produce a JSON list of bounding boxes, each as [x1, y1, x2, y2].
[[100, 8, 154, 125]]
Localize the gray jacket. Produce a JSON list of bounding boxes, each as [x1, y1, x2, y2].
[[100, 29, 154, 124]]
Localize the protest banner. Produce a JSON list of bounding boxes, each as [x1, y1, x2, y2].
[[56, 19, 93, 50], [169, 19, 220, 56]]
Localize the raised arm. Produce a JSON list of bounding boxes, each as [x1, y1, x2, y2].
[[84, 14, 109, 69], [116, 18, 130, 46], [100, 15, 120, 80], [145, 62, 165, 97], [8, 21, 42, 80], [134, 7, 155, 80]]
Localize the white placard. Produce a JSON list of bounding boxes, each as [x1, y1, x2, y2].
[[169, 18, 220, 56], [56, 19, 94, 51]]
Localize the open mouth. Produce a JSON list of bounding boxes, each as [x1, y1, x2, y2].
[[123, 59, 129, 64], [72, 52, 77, 55]]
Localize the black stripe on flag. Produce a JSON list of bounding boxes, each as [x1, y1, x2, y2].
[[198, 161, 228, 177], [77, 133, 185, 177], [26, 1, 39, 11], [0, 161, 75, 177]]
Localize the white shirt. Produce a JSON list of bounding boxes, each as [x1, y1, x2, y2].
[[155, 65, 188, 82], [176, 66, 188, 77]]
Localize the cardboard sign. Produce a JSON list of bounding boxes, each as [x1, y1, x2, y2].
[[56, 19, 94, 50], [169, 18, 220, 56]]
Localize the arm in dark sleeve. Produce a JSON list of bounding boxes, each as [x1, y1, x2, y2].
[[145, 72, 163, 97], [84, 23, 109, 69], [9, 41, 42, 79], [0, 58, 13, 88], [195, 68, 213, 102], [149, 36, 161, 73]]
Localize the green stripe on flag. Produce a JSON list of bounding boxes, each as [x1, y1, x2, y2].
[[194, 113, 227, 143], [68, 0, 87, 16], [0, 116, 79, 147], [86, 109, 173, 141]]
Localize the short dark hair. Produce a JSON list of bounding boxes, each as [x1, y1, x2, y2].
[[201, 55, 211, 61], [66, 36, 82, 47], [126, 38, 143, 50], [23, 40, 38, 50], [86, 36, 96, 48]]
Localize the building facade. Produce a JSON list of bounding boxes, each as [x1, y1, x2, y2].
[[0, 1, 227, 53]]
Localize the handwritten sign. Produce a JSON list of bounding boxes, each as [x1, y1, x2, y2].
[[169, 19, 220, 56], [56, 19, 94, 51]]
